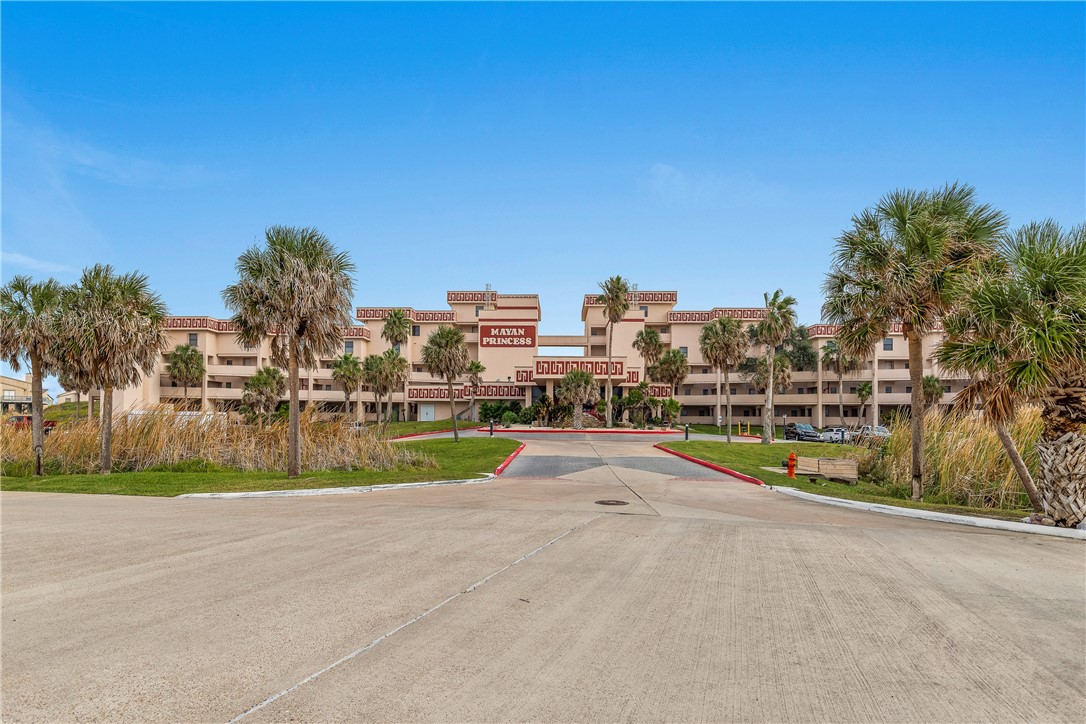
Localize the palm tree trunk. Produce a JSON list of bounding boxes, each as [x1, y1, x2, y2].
[[448, 378, 459, 442], [716, 368, 722, 435], [993, 422, 1042, 514], [724, 369, 733, 444], [762, 350, 774, 444], [470, 391, 476, 422], [287, 346, 300, 478], [30, 353, 44, 476], [574, 400, 583, 430], [906, 327, 925, 500], [100, 385, 114, 474], [605, 324, 614, 428]]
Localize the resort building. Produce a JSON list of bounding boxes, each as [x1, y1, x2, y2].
[[1, 374, 54, 415], [103, 288, 968, 426]]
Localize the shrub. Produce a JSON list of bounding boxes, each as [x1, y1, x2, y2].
[[501, 411, 517, 428]]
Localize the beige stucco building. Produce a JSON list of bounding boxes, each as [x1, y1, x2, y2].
[[1, 374, 54, 415], [102, 288, 966, 426]]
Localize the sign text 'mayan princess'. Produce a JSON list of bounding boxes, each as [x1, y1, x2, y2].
[[479, 324, 537, 348]]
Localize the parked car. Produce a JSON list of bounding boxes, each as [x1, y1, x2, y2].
[[821, 426, 849, 443], [849, 425, 891, 443], [6, 415, 57, 435], [784, 422, 823, 442]]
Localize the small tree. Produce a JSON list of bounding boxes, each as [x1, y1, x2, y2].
[[557, 368, 599, 430], [380, 348, 409, 423], [382, 309, 411, 420], [597, 276, 631, 428], [752, 290, 797, 444], [165, 344, 205, 411], [857, 382, 873, 426], [362, 354, 386, 423], [330, 353, 364, 420], [654, 348, 689, 426], [747, 352, 793, 434], [662, 398, 681, 427], [420, 325, 469, 441], [242, 366, 286, 423], [921, 375, 945, 410], [0, 275, 63, 475], [821, 340, 862, 426], [633, 327, 663, 370], [467, 359, 486, 421], [700, 316, 749, 441]]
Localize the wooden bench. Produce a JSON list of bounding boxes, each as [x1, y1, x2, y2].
[[795, 456, 858, 485]]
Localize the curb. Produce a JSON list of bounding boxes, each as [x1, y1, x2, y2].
[[176, 475, 495, 499], [389, 428, 456, 440], [494, 443, 526, 476], [479, 428, 680, 435], [653, 444, 766, 486], [772, 486, 1086, 540]]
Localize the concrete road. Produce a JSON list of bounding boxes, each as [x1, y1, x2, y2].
[[3, 435, 1084, 722]]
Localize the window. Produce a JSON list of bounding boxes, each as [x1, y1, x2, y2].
[[748, 388, 755, 394], [905, 386, 912, 393], [683, 386, 692, 396], [743, 409, 750, 417], [170, 381, 177, 387], [904, 361, 909, 369], [394, 343, 400, 354], [701, 367, 708, 374], [829, 386, 837, 394], [883, 338, 893, 351], [591, 328, 603, 336], [888, 360, 894, 370], [225, 382, 232, 389], [188, 333, 198, 347], [790, 409, 798, 417], [849, 386, 856, 394], [640, 305, 648, 317], [730, 387, 737, 395], [345, 341, 354, 354], [884, 386, 892, 394], [679, 347, 688, 357], [475, 305, 483, 317], [659, 326, 669, 334], [944, 385, 951, 393], [412, 325, 420, 337], [226, 359, 233, 366], [702, 388, 710, 396]]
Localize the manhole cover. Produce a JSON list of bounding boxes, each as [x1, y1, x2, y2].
[[595, 499, 629, 506]]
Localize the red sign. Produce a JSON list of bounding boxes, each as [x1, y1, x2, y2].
[[534, 359, 623, 378], [480, 324, 536, 348], [408, 385, 522, 401]]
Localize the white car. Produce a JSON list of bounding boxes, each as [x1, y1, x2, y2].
[[849, 425, 891, 442], [821, 426, 848, 443]]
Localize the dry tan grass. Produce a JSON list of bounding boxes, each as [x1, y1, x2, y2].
[[1, 406, 430, 475], [859, 406, 1041, 508]]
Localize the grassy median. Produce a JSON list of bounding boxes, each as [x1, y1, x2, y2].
[[665, 440, 1030, 521], [0, 437, 520, 497]]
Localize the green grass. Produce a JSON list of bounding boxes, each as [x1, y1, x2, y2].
[[379, 419, 479, 438], [0, 437, 520, 497], [44, 401, 100, 422], [687, 423, 784, 439], [665, 440, 1030, 521]]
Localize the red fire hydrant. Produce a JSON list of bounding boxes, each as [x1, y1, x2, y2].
[[787, 451, 797, 479]]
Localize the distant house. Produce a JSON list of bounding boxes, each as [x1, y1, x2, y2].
[[1, 374, 54, 414]]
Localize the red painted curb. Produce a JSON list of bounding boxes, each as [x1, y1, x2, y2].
[[494, 443, 527, 476], [476, 428, 680, 435], [654, 444, 766, 486], [390, 428, 456, 440]]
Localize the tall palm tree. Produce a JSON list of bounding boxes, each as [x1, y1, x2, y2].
[[380, 348, 409, 423], [921, 375, 945, 410], [330, 353, 364, 420], [752, 290, 797, 444], [856, 382, 873, 426], [633, 327, 663, 370], [823, 184, 1006, 499], [420, 325, 469, 441], [557, 368, 599, 430], [597, 276, 630, 428], [165, 344, 205, 411], [821, 340, 862, 427], [362, 354, 386, 424], [0, 275, 64, 475], [748, 353, 793, 414], [654, 347, 689, 426], [222, 226, 355, 477], [699, 316, 749, 442], [467, 359, 486, 421], [938, 220, 1086, 525], [382, 309, 411, 421], [52, 265, 168, 474], [242, 366, 286, 423]]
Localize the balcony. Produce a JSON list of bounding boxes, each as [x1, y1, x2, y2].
[[206, 364, 258, 377]]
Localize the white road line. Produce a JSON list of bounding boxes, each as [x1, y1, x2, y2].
[[229, 513, 605, 722]]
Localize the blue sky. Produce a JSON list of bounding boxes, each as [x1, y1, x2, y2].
[[3, 2, 1084, 394]]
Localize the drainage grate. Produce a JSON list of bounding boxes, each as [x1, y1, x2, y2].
[[595, 499, 629, 506]]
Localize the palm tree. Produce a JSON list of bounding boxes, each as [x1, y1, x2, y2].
[[52, 265, 168, 474], [467, 360, 486, 421], [222, 226, 355, 477], [752, 290, 797, 444], [382, 309, 411, 421], [597, 276, 630, 428], [0, 275, 64, 475], [938, 220, 1085, 525], [165, 344, 205, 411], [362, 354, 386, 423], [748, 352, 793, 423], [557, 368, 599, 430], [654, 348, 689, 426], [699, 316, 749, 441], [330, 353, 364, 420], [821, 340, 862, 427], [242, 366, 286, 423], [856, 382, 873, 426], [823, 184, 1006, 500], [633, 327, 663, 371], [380, 348, 409, 423], [420, 325, 469, 441], [921, 375, 945, 410]]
